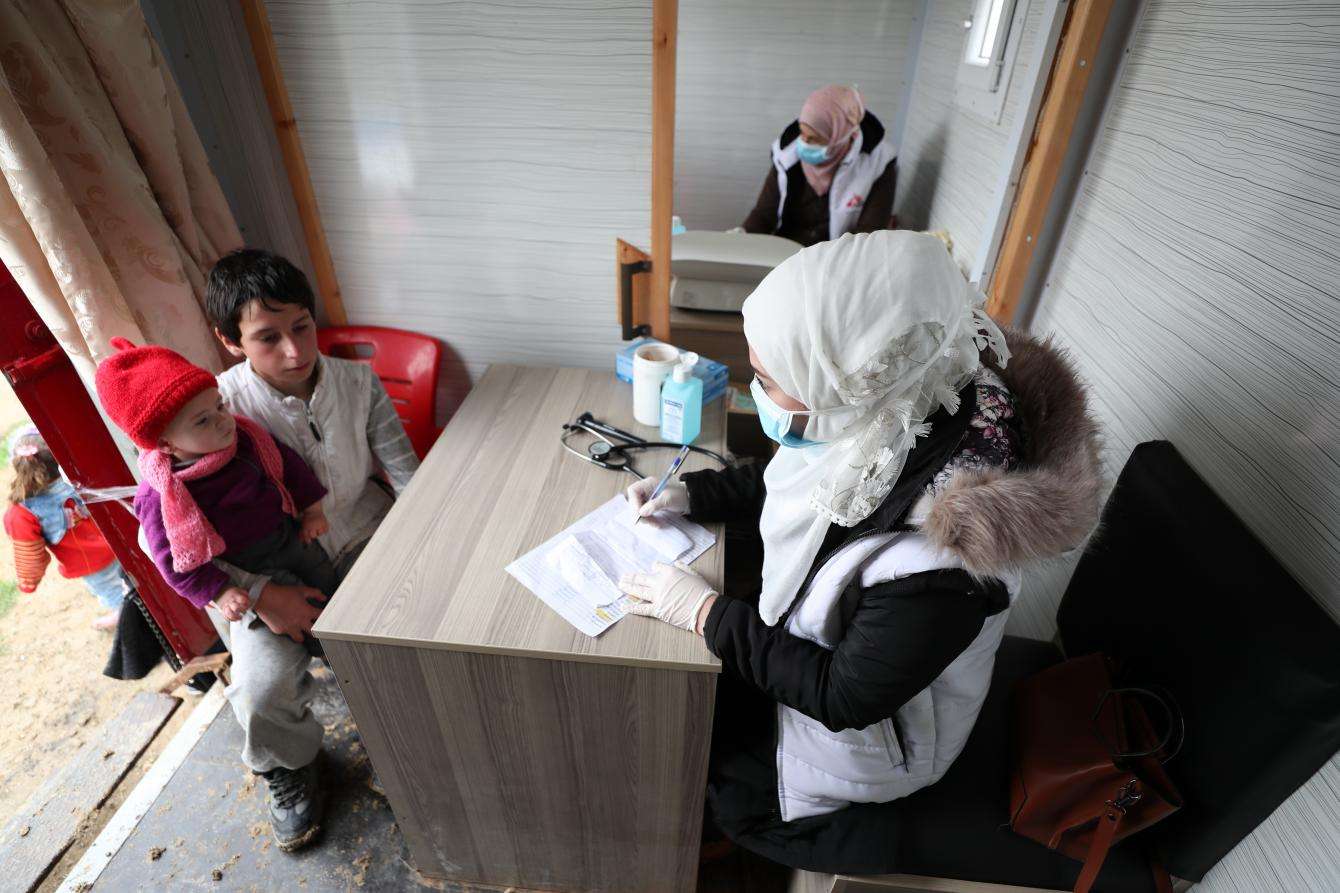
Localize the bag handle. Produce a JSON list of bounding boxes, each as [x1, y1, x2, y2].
[[1073, 780, 1151, 893], [1074, 800, 1125, 893], [1141, 684, 1187, 762], [1091, 686, 1185, 762], [1072, 780, 1177, 893]]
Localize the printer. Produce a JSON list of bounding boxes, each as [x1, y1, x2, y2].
[[669, 231, 803, 313]]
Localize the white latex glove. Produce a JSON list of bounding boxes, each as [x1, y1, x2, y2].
[[625, 476, 690, 519], [726, 226, 746, 234], [619, 561, 716, 632]]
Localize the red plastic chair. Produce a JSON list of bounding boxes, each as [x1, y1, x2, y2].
[[317, 325, 444, 459]]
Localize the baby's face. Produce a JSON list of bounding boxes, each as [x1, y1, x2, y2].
[[160, 388, 235, 459]]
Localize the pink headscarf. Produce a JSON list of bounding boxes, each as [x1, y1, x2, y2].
[[798, 85, 865, 196]]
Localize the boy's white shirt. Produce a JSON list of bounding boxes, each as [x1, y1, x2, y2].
[[213, 355, 420, 609]]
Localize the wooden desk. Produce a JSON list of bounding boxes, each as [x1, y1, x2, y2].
[[315, 365, 723, 892]]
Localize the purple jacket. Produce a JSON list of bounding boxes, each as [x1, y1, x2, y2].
[[135, 429, 327, 608]]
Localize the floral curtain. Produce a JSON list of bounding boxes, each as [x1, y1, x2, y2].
[[0, 0, 242, 387]]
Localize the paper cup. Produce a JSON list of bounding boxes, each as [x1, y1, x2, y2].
[[632, 343, 680, 425]]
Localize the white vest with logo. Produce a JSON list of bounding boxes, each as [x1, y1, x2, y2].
[[776, 531, 1020, 821], [771, 124, 897, 242]]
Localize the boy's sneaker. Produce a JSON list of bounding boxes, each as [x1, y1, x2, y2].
[[260, 760, 324, 852]]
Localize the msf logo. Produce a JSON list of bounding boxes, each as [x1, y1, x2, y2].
[[845, 195, 865, 209]]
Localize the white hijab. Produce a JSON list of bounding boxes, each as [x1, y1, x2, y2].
[[742, 231, 1008, 625]]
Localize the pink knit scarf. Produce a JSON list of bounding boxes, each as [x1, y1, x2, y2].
[[138, 415, 296, 573]]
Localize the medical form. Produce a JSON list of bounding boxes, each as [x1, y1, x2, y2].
[[506, 495, 717, 636]]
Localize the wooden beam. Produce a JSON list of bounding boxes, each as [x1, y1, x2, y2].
[[986, 0, 1115, 323], [238, 0, 347, 325], [0, 692, 179, 892], [649, 0, 677, 342], [157, 651, 232, 694]]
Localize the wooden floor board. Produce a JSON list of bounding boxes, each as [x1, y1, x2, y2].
[[0, 691, 179, 892]]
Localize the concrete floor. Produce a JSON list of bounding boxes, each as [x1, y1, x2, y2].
[[92, 665, 442, 891], [87, 663, 791, 892]]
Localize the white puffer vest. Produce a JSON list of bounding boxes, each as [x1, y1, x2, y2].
[[776, 531, 1020, 821], [771, 122, 897, 242]]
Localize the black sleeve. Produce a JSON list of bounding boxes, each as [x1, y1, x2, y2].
[[682, 462, 766, 525], [853, 159, 897, 234], [703, 569, 998, 732], [742, 166, 781, 234]]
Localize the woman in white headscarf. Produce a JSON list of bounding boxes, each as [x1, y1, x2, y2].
[[619, 230, 1103, 873]]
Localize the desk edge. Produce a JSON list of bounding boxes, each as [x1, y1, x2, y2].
[[314, 626, 723, 674]]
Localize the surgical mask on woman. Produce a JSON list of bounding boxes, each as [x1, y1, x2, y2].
[[750, 377, 823, 449], [795, 139, 830, 165]]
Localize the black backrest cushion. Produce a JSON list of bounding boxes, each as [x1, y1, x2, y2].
[[1057, 441, 1340, 881]]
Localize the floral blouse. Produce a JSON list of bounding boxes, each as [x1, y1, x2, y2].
[[929, 367, 1024, 494]]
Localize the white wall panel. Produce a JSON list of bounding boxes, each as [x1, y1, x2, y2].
[[673, 0, 917, 232], [895, 0, 1048, 275], [1024, 3, 1340, 889], [264, 0, 652, 387]]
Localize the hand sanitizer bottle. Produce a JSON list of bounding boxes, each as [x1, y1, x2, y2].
[[660, 351, 702, 445]]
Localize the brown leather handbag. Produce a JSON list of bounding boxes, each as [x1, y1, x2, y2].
[[1009, 653, 1184, 893]]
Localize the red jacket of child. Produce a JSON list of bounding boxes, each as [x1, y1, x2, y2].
[[3, 500, 117, 592]]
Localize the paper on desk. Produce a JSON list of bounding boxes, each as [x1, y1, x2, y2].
[[549, 535, 626, 607], [506, 495, 716, 637]]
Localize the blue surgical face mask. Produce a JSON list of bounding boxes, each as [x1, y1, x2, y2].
[[750, 377, 823, 449], [795, 139, 830, 165]]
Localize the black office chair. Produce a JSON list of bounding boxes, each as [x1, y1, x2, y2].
[[865, 441, 1340, 891]]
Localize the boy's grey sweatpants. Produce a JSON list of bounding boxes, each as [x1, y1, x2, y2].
[[207, 539, 366, 774]]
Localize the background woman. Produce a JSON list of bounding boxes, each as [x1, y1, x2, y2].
[[741, 85, 898, 246]]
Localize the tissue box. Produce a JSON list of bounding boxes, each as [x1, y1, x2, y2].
[[616, 339, 729, 404]]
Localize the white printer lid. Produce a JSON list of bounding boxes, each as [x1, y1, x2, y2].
[[670, 231, 803, 283]]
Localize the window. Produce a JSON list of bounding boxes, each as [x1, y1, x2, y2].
[[956, 0, 1026, 122]]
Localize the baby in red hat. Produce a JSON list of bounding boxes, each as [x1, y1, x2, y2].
[[95, 337, 336, 635]]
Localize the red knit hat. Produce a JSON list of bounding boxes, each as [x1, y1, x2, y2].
[[94, 337, 218, 449]]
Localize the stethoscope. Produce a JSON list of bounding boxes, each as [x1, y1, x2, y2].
[[560, 412, 730, 479]]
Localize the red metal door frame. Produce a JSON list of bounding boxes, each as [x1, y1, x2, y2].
[[0, 261, 217, 664]]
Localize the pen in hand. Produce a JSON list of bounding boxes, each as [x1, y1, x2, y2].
[[635, 445, 691, 526]]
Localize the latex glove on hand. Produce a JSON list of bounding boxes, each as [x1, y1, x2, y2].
[[619, 561, 717, 633], [625, 476, 690, 520]]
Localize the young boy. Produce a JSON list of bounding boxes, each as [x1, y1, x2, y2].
[[203, 248, 419, 851]]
